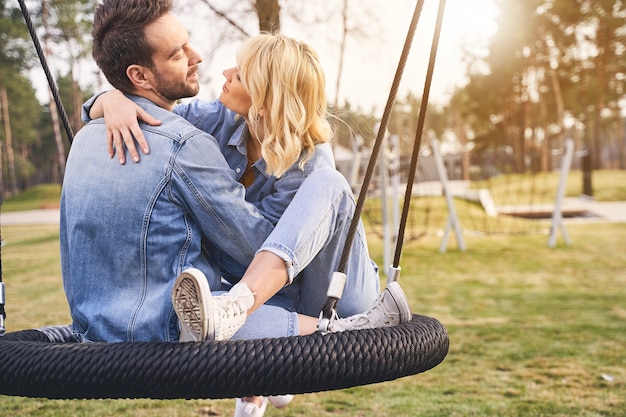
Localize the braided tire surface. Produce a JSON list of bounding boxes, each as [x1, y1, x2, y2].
[[0, 314, 448, 399]]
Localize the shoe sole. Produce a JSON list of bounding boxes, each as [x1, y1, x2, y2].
[[268, 394, 294, 408], [386, 281, 413, 323], [172, 268, 215, 341], [235, 397, 268, 417]]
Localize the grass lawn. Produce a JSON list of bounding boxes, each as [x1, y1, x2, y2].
[[1, 172, 625, 416]]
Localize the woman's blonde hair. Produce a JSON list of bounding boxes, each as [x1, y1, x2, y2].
[[237, 33, 333, 177]]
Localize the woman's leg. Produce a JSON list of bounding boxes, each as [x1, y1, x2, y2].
[[230, 302, 299, 339], [258, 167, 380, 318], [173, 168, 380, 342]]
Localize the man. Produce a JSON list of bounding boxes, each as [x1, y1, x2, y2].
[[61, 0, 277, 343]]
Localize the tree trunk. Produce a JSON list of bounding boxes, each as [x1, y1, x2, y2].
[[0, 85, 17, 196], [548, 68, 568, 171], [453, 108, 469, 180], [42, 0, 66, 181], [333, 0, 349, 109], [592, 17, 608, 170], [254, 0, 280, 33], [71, 75, 82, 132], [618, 117, 625, 170]]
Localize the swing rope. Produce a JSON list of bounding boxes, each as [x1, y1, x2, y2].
[[394, 0, 446, 267], [17, 0, 74, 143], [321, 0, 446, 322], [338, 0, 426, 274]]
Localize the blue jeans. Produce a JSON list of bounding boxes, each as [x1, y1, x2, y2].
[[232, 168, 380, 339]]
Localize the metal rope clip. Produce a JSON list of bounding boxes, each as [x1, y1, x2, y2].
[[387, 265, 401, 285], [317, 272, 347, 333], [0, 282, 6, 335]]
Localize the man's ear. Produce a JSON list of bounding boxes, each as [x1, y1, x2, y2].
[[127, 64, 154, 91]]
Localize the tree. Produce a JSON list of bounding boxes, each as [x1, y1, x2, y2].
[[47, 0, 96, 132], [180, 0, 382, 114], [447, 0, 626, 178], [1, 0, 93, 193], [547, 0, 626, 169], [33, 0, 96, 180], [0, 0, 40, 197]]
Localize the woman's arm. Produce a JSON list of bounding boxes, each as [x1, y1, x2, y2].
[[86, 90, 161, 164]]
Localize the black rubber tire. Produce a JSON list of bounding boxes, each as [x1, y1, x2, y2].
[[0, 314, 448, 399]]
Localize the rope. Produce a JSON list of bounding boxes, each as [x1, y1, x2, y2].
[[337, 0, 425, 275], [322, 0, 446, 320], [17, 0, 74, 143], [393, 0, 447, 267]]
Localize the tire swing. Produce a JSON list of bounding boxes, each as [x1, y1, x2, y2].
[[0, 0, 449, 400]]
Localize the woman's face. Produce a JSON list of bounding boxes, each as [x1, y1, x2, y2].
[[220, 67, 252, 117]]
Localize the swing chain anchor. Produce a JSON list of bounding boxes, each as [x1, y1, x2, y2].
[[317, 272, 347, 333]]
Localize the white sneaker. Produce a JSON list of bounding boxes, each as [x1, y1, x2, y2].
[[233, 395, 292, 417], [234, 397, 268, 417], [172, 269, 252, 341], [331, 281, 412, 332], [268, 394, 294, 408]]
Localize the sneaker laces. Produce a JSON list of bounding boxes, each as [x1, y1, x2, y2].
[[332, 306, 389, 332], [212, 293, 251, 340], [331, 286, 404, 332], [214, 293, 249, 318]]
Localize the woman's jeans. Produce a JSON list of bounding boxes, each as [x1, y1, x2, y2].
[[232, 168, 380, 339]]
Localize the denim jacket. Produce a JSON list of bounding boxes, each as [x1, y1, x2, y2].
[[63, 95, 274, 342]]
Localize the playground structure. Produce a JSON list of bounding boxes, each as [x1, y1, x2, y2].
[[355, 133, 578, 259]]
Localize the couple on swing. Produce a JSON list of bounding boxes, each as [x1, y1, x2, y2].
[[62, 0, 412, 415]]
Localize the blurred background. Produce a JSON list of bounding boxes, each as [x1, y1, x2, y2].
[[2, 0, 625, 202]]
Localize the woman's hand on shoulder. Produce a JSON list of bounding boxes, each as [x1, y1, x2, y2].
[[95, 90, 162, 164]]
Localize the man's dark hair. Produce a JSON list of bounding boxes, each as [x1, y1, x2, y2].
[[92, 0, 173, 92]]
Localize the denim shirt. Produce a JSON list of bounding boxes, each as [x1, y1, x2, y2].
[[63, 95, 274, 342], [174, 99, 336, 221], [174, 99, 336, 280]]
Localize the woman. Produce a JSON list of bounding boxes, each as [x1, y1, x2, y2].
[[87, 33, 409, 417]]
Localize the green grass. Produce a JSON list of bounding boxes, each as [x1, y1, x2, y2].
[[0, 173, 625, 416], [471, 169, 626, 204], [1, 184, 62, 212]]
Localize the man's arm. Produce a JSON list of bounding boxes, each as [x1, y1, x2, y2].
[[172, 130, 274, 266]]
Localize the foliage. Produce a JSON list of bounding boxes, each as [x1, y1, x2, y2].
[[448, 0, 626, 177], [1, 0, 94, 196], [0, 0, 36, 74], [1, 0, 625, 200], [1, 183, 61, 211]]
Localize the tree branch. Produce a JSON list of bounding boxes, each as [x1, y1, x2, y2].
[[196, 0, 251, 37]]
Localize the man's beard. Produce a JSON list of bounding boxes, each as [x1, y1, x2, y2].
[[154, 70, 200, 101]]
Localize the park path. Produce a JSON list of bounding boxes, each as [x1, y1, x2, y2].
[[2, 198, 626, 226], [1, 209, 61, 226]]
